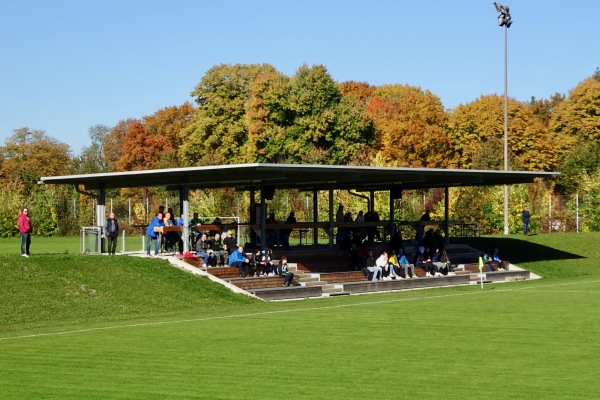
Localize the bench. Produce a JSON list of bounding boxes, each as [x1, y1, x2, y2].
[[226, 276, 298, 290], [462, 261, 508, 273]]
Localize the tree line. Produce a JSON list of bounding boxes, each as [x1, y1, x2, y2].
[[1, 64, 599, 237]]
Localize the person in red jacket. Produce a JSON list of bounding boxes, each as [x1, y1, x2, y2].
[[18, 207, 32, 257]]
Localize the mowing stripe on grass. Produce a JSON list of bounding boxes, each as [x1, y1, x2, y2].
[[2, 278, 599, 342]]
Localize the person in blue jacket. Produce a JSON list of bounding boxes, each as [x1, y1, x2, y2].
[[228, 245, 250, 277], [146, 212, 164, 256]]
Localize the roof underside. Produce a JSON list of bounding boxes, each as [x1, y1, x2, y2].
[[39, 163, 558, 192]]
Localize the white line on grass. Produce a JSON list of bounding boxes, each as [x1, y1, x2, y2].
[[2, 279, 599, 342]]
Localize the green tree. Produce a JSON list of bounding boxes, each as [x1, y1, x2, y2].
[[179, 63, 278, 165], [557, 141, 600, 194], [246, 70, 292, 162], [246, 64, 375, 164], [74, 124, 111, 174]]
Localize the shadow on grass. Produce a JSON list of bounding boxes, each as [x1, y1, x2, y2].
[[455, 237, 584, 264]]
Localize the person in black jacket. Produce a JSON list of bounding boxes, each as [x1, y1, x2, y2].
[[277, 256, 294, 287], [104, 212, 119, 255]]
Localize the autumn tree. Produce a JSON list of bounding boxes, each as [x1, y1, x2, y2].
[[447, 95, 556, 171], [102, 118, 138, 172], [550, 75, 600, 161], [339, 81, 375, 105], [0, 128, 71, 191], [179, 63, 278, 166], [115, 121, 164, 171], [527, 93, 565, 126], [367, 84, 454, 168], [142, 102, 195, 168]]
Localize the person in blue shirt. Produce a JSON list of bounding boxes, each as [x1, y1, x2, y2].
[[146, 212, 164, 256], [228, 245, 250, 277]]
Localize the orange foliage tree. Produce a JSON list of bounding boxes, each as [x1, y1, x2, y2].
[[447, 95, 557, 171], [367, 84, 455, 168]]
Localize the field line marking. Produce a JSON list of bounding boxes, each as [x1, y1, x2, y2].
[[1, 279, 599, 342]]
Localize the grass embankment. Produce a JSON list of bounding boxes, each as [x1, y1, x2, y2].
[[460, 232, 600, 279], [0, 253, 255, 334]]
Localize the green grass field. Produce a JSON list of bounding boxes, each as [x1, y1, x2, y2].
[[1, 234, 599, 399]]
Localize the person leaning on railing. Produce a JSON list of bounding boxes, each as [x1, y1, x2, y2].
[[145, 212, 164, 257]]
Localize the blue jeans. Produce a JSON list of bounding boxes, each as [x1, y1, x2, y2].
[[523, 221, 529, 235], [21, 232, 31, 255], [146, 235, 159, 255], [367, 266, 382, 280], [196, 251, 213, 266]]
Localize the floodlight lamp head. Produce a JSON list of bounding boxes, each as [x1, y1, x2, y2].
[[493, 2, 502, 12]]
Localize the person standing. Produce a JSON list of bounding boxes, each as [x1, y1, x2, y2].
[[104, 212, 119, 255], [18, 207, 32, 257], [146, 212, 164, 256], [522, 206, 531, 236], [282, 211, 296, 250]]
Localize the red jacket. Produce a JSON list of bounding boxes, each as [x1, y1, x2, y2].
[[19, 213, 32, 233]]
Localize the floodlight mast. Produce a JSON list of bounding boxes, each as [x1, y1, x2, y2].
[[494, 2, 512, 235]]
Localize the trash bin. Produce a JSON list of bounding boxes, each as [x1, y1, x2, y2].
[[81, 226, 102, 254]]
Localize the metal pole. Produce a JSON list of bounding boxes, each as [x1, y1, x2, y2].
[[576, 193, 579, 233], [549, 193, 552, 233], [503, 22, 509, 235]]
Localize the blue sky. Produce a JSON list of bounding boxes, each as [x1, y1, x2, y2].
[[1, 0, 598, 155]]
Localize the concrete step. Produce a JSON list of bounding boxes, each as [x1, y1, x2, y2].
[[322, 285, 345, 294], [304, 280, 328, 287]]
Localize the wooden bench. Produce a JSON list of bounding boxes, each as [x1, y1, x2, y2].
[[319, 271, 368, 283], [226, 276, 296, 290], [462, 261, 508, 273]]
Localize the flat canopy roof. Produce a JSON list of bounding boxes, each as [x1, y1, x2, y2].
[[39, 163, 558, 192]]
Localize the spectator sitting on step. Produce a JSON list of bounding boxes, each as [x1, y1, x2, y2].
[[433, 247, 456, 276], [388, 249, 403, 279], [440, 247, 456, 275], [491, 248, 507, 270], [209, 233, 229, 267], [483, 251, 494, 272], [431, 247, 445, 277], [416, 246, 434, 277], [255, 249, 275, 276], [252, 251, 263, 276], [277, 255, 294, 287], [195, 233, 214, 268], [398, 248, 416, 278], [229, 245, 250, 277], [364, 249, 382, 281], [377, 250, 397, 280]]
